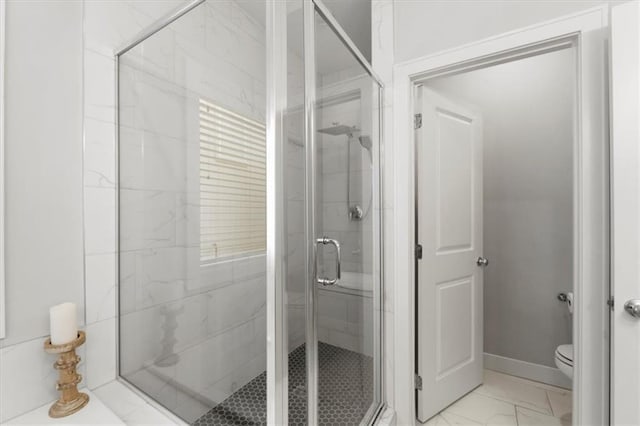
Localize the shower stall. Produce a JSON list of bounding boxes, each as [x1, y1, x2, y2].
[[116, 0, 383, 424]]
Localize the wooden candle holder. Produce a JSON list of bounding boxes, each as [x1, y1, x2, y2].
[[44, 331, 90, 418]]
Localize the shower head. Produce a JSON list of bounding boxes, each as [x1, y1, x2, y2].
[[358, 135, 372, 150], [317, 124, 360, 136]]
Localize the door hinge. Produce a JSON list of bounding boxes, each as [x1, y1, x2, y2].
[[415, 244, 423, 260], [414, 113, 422, 129], [608, 297, 614, 310], [414, 373, 423, 391]]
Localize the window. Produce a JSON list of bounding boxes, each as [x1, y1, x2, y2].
[[199, 99, 266, 263]]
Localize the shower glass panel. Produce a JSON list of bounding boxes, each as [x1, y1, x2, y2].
[[117, 1, 268, 423], [310, 5, 383, 425], [117, 1, 383, 424]]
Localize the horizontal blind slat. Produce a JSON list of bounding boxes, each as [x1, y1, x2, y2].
[[199, 99, 266, 262]]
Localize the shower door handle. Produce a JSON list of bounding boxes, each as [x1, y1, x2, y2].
[[316, 237, 341, 286]]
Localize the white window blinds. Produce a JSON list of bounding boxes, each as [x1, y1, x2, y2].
[[199, 99, 266, 263]]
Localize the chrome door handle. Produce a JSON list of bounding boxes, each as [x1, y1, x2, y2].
[[624, 299, 640, 318], [476, 257, 489, 267], [316, 237, 341, 286]]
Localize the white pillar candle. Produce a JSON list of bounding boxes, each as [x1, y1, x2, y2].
[[49, 303, 78, 345]]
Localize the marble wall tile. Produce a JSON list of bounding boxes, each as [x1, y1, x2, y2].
[[84, 187, 117, 255], [85, 253, 117, 324], [94, 380, 180, 426], [84, 118, 116, 189], [84, 1, 162, 56], [119, 190, 177, 251], [85, 49, 116, 123], [86, 318, 117, 390]]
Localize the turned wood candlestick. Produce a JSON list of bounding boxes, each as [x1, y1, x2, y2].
[[44, 331, 89, 418]]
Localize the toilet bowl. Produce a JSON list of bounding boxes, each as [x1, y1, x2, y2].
[[555, 344, 573, 379]]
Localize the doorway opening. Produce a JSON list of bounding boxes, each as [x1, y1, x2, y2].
[[413, 40, 608, 425]]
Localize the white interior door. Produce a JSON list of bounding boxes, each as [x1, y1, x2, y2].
[[416, 86, 484, 422], [611, 2, 640, 425]]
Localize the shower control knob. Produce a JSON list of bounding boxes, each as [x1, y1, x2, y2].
[[624, 299, 640, 318], [476, 257, 489, 267]]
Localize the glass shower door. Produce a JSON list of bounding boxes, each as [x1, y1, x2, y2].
[[304, 2, 383, 424]]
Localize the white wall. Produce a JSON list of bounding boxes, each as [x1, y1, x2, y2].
[[0, 1, 84, 421], [1, 0, 188, 422], [428, 48, 575, 370], [394, 0, 623, 63]]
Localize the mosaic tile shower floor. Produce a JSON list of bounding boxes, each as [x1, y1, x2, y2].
[[192, 342, 373, 426]]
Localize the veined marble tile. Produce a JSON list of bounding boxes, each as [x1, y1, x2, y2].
[[84, 117, 116, 189], [175, 192, 199, 248], [516, 406, 562, 426], [120, 189, 177, 251], [84, 187, 117, 255], [84, 1, 157, 57], [119, 250, 137, 315], [130, 23, 176, 83], [426, 412, 482, 425], [173, 319, 265, 395], [133, 247, 189, 309], [85, 253, 117, 323], [474, 369, 552, 415], [547, 388, 572, 421], [445, 392, 517, 426]]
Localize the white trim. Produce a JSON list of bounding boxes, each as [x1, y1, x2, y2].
[[483, 353, 572, 390], [0, 0, 6, 340], [393, 6, 609, 426], [610, 2, 640, 424]]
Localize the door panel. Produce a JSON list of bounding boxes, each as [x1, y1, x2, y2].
[[417, 87, 483, 422], [436, 111, 474, 252], [436, 277, 474, 377]]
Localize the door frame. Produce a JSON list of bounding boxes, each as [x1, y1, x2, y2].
[[610, 2, 640, 424], [392, 6, 610, 425]]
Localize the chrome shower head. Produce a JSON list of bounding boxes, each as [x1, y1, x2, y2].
[[317, 124, 360, 136], [358, 135, 372, 150]]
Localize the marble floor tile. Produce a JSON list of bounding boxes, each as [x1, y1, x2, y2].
[[547, 389, 572, 419], [437, 412, 483, 425], [474, 370, 552, 415], [431, 371, 573, 426], [516, 406, 563, 426], [6, 390, 123, 425], [445, 393, 517, 425]]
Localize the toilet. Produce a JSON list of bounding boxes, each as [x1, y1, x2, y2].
[[555, 292, 574, 380], [555, 344, 574, 379]]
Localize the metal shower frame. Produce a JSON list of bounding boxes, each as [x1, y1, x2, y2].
[[114, 1, 386, 424]]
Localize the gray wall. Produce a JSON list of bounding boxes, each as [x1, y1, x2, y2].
[[428, 48, 574, 368]]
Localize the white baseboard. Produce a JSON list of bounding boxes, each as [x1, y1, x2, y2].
[[484, 352, 572, 390]]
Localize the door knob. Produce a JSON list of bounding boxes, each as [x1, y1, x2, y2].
[[476, 257, 489, 267], [624, 299, 640, 318]]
